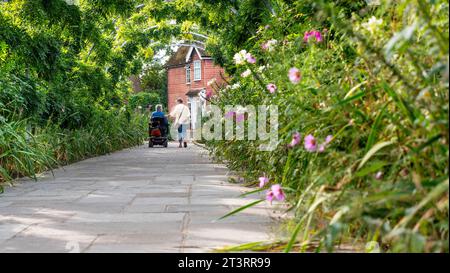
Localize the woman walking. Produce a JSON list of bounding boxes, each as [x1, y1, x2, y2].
[[170, 98, 191, 148]]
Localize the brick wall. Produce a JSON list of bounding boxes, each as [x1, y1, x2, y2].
[[167, 49, 225, 113], [167, 66, 189, 112]]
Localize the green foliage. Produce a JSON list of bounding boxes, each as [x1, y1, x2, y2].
[[140, 63, 168, 106], [0, 0, 151, 191], [1, 0, 448, 253], [129, 92, 161, 111], [0, 109, 147, 190], [202, 0, 449, 253]]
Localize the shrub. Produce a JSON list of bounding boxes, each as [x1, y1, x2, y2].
[[129, 92, 161, 111], [204, 0, 449, 253]]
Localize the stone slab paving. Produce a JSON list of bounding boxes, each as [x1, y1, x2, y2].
[[0, 142, 275, 253]]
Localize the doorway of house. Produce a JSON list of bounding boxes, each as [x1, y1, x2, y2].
[[188, 95, 199, 130]]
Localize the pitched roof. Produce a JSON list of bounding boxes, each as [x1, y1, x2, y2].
[[165, 45, 211, 68], [185, 88, 204, 96]]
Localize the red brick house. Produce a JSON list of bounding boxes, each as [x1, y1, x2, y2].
[[166, 45, 225, 129]]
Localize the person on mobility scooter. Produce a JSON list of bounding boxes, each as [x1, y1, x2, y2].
[[149, 104, 169, 148]]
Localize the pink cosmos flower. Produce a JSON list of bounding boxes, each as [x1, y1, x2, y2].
[[271, 184, 286, 201], [259, 176, 269, 188], [266, 83, 277, 93], [288, 67, 301, 84], [288, 132, 301, 148], [225, 111, 235, 119], [313, 31, 323, 42], [304, 134, 317, 152], [245, 53, 256, 64], [266, 190, 274, 203], [318, 143, 326, 153], [261, 39, 277, 51], [303, 30, 323, 43], [318, 135, 333, 152], [236, 113, 245, 123], [303, 31, 312, 42], [205, 89, 213, 99]]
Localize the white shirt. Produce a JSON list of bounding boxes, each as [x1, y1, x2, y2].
[[170, 104, 191, 125]]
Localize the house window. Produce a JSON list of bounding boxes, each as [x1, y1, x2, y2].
[[186, 64, 191, 84], [193, 60, 201, 81]]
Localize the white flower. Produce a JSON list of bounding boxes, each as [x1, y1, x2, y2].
[[241, 69, 251, 78], [258, 65, 266, 72], [233, 50, 248, 65], [231, 83, 241, 89], [264, 39, 278, 51], [362, 16, 383, 34], [207, 78, 217, 86]]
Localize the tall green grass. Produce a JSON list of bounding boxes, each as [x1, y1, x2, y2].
[[0, 110, 147, 192]]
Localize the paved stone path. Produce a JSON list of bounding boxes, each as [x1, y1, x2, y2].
[[0, 142, 274, 253]]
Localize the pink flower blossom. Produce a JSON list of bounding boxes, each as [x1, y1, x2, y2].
[[236, 113, 245, 123], [288, 132, 301, 148], [261, 39, 277, 51], [271, 184, 286, 201], [225, 111, 235, 119], [318, 143, 326, 153], [288, 67, 301, 84], [303, 30, 323, 43], [261, 43, 269, 51], [266, 83, 277, 93], [266, 190, 274, 203], [318, 135, 333, 152], [259, 176, 269, 188], [205, 89, 213, 99], [245, 53, 256, 64], [304, 134, 317, 152], [314, 31, 323, 42]]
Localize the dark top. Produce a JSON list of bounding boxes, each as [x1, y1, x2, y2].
[[151, 111, 168, 126]]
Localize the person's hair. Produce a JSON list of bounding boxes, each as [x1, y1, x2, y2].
[[155, 104, 163, 111], [176, 97, 183, 104]]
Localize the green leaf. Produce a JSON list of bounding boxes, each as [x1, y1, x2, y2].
[[358, 141, 395, 170], [238, 188, 265, 197], [284, 219, 306, 253], [335, 91, 365, 106], [365, 103, 389, 154], [216, 199, 264, 221], [344, 81, 367, 99], [355, 161, 389, 177], [215, 241, 268, 252], [381, 82, 415, 123]]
